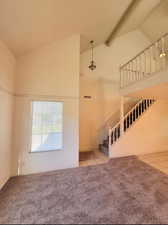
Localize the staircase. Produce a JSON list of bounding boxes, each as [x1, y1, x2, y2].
[[99, 33, 168, 157], [99, 99, 155, 156]]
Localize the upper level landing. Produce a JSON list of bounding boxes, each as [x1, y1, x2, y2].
[[120, 33, 168, 100]]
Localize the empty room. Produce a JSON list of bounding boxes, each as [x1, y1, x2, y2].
[[1, 0, 168, 224]]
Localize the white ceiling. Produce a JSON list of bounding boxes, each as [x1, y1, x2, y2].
[[140, 0, 168, 43], [0, 0, 160, 56]]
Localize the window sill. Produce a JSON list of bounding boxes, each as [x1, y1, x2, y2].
[[29, 149, 63, 154]]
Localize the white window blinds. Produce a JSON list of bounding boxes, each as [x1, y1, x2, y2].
[[31, 101, 63, 152]]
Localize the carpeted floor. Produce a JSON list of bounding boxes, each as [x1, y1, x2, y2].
[[1, 156, 168, 224]]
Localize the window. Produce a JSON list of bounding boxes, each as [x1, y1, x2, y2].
[[31, 101, 63, 152]]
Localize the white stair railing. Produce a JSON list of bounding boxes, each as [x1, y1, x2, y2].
[[108, 99, 155, 147], [120, 33, 168, 89]]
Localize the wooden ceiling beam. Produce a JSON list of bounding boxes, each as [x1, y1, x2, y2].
[[105, 0, 140, 46]]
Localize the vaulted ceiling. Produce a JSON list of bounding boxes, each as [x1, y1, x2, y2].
[[0, 0, 160, 56], [140, 0, 168, 42]]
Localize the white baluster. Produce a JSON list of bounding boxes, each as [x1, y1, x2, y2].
[[124, 66, 128, 86], [128, 63, 131, 85], [161, 37, 166, 69], [126, 64, 129, 86], [132, 60, 135, 83], [144, 51, 146, 76], [150, 46, 152, 74], [131, 61, 133, 83], [140, 54, 142, 80], [155, 41, 160, 72], [165, 35, 168, 68], [120, 67, 124, 88], [135, 57, 138, 81], [124, 65, 127, 87]]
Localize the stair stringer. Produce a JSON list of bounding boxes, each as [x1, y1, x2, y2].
[[109, 100, 168, 158]]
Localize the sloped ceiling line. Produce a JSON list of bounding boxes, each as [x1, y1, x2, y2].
[[105, 0, 140, 46]]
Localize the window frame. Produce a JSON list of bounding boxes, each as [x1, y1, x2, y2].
[[29, 100, 64, 154]]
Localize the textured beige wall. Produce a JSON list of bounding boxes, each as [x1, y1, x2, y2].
[[79, 78, 104, 152], [12, 35, 80, 175], [80, 30, 151, 152], [110, 100, 168, 158], [0, 40, 16, 189]]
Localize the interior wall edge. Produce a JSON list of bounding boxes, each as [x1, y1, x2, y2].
[[0, 177, 9, 191]]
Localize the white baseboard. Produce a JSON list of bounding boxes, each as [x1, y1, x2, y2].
[[0, 177, 9, 191]]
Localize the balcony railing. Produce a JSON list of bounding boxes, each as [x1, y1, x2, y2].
[[120, 33, 168, 89]]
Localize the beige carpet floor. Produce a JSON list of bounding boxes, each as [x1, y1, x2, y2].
[[1, 156, 168, 224]]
